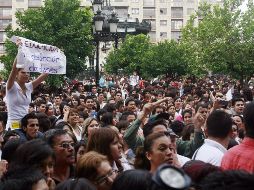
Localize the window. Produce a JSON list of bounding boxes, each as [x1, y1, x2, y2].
[[0, 19, 11, 29], [16, 0, 25, 2], [115, 8, 128, 17], [28, 0, 42, 7], [143, 8, 155, 18], [0, 0, 12, 6], [131, 8, 139, 15], [132, 0, 139, 2], [0, 8, 12, 18], [143, 0, 155, 7], [160, 8, 167, 15], [187, 8, 194, 15], [171, 31, 181, 41], [0, 44, 5, 54], [160, 32, 167, 39], [160, 20, 167, 26], [160, 0, 166, 2], [149, 31, 156, 42], [0, 32, 7, 42], [114, 0, 124, 2], [171, 19, 183, 30], [171, 7, 183, 18]]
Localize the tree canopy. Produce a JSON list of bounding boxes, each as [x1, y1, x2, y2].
[[0, 0, 94, 86], [181, 0, 254, 80], [105, 34, 188, 79]]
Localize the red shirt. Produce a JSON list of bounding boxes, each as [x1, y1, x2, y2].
[[221, 137, 254, 173]]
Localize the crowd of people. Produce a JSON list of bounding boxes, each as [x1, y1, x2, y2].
[[0, 57, 254, 190]]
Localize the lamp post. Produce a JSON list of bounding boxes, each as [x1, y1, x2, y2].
[[91, 0, 151, 86]]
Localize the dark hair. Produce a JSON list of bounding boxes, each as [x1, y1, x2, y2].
[[182, 160, 221, 187], [152, 105, 165, 115], [143, 118, 167, 138], [182, 123, 194, 141], [45, 129, 69, 147], [170, 120, 185, 137], [84, 96, 94, 103], [1, 138, 26, 163], [103, 103, 116, 113], [182, 109, 192, 120], [119, 111, 136, 121], [135, 132, 166, 170], [9, 139, 55, 172], [243, 102, 254, 138], [36, 112, 51, 132], [232, 97, 244, 106], [55, 178, 96, 190], [0, 167, 46, 190], [112, 170, 152, 190], [116, 120, 129, 131], [242, 88, 253, 102], [100, 112, 114, 127], [20, 113, 38, 129], [206, 110, 232, 138], [125, 98, 135, 106], [199, 170, 254, 190], [195, 102, 209, 113]]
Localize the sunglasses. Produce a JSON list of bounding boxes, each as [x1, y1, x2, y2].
[[58, 142, 75, 149]]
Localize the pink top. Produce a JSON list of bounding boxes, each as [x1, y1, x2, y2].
[[221, 137, 254, 173]]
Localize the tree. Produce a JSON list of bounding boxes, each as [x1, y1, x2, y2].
[[141, 40, 188, 78], [105, 34, 152, 75], [0, 0, 94, 86], [181, 0, 254, 81]]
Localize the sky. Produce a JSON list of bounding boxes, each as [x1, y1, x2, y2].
[[239, 0, 253, 12]]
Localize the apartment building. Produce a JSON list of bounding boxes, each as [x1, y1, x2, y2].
[[0, 0, 222, 56]]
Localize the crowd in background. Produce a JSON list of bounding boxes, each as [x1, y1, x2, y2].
[[1, 64, 254, 190]]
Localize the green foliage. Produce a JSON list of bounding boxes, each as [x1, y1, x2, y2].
[[142, 40, 188, 78], [105, 35, 188, 79], [181, 0, 254, 80], [105, 34, 151, 74], [0, 0, 94, 87]]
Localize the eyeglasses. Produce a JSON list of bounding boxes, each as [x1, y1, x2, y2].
[[95, 170, 117, 185], [57, 142, 75, 149]]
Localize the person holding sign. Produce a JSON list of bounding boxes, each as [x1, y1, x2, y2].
[[6, 56, 49, 130]]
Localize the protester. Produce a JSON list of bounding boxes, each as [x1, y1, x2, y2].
[[6, 56, 48, 130], [192, 110, 233, 166], [76, 151, 117, 190], [221, 102, 254, 173]]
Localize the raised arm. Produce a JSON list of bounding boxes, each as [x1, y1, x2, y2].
[[32, 73, 49, 89], [7, 57, 18, 91]]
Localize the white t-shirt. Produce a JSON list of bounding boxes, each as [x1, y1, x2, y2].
[[6, 81, 33, 129], [192, 139, 227, 166]]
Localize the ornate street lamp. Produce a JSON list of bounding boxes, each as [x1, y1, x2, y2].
[[91, 0, 151, 86]]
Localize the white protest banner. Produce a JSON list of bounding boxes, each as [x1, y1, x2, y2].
[[10, 36, 66, 74]]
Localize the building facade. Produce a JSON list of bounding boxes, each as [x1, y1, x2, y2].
[[0, 0, 222, 56]]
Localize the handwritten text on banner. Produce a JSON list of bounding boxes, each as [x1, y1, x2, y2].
[[11, 36, 66, 74]]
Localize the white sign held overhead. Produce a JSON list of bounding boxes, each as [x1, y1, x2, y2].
[[10, 36, 66, 74]]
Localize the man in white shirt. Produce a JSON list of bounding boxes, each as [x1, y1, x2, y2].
[[192, 110, 233, 166]]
